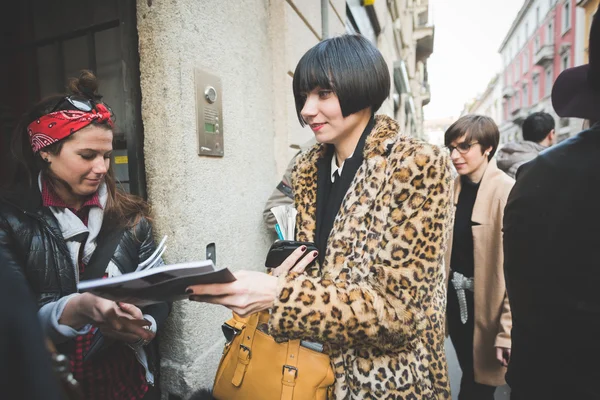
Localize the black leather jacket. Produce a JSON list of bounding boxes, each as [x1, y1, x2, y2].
[[0, 182, 171, 379]]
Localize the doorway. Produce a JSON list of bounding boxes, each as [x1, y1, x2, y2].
[[0, 0, 146, 197]]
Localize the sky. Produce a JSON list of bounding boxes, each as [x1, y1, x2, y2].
[[425, 0, 525, 120]]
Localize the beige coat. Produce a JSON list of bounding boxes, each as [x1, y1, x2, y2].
[[444, 159, 514, 386]]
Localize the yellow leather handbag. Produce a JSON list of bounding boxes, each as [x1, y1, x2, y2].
[[212, 310, 335, 400]]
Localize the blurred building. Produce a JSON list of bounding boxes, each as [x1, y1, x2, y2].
[[386, 0, 435, 139], [423, 116, 455, 147], [579, 0, 600, 63], [461, 74, 504, 139], [498, 0, 584, 144], [0, 0, 436, 397]]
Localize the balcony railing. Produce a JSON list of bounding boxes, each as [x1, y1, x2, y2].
[[534, 45, 554, 67], [502, 86, 515, 98], [420, 82, 431, 106], [511, 106, 529, 123], [414, 23, 434, 60]]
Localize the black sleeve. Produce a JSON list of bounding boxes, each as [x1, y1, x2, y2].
[[0, 249, 66, 400]]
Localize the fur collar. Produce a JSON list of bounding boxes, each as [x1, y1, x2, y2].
[[295, 115, 402, 171], [292, 114, 404, 266]]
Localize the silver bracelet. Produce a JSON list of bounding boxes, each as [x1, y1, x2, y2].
[[129, 325, 152, 348]]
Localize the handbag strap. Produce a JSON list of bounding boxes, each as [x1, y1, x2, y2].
[[280, 340, 301, 400], [80, 224, 126, 281], [231, 312, 261, 387]]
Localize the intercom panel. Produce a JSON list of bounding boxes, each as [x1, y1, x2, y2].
[[195, 68, 224, 157]]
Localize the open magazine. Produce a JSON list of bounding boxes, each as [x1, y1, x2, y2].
[[78, 260, 235, 306]]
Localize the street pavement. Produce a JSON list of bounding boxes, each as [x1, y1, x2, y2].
[[445, 338, 510, 400]]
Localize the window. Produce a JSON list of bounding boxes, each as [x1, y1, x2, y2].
[[562, 52, 570, 71], [533, 75, 540, 103], [525, 23, 529, 39], [545, 65, 553, 96], [516, 58, 521, 77], [523, 50, 529, 73], [523, 83, 529, 107], [535, 35, 540, 53], [563, 1, 571, 33], [536, 6, 540, 26], [548, 21, 554, 44]]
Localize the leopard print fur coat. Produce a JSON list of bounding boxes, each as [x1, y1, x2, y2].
[[268, 115, 454, 399]]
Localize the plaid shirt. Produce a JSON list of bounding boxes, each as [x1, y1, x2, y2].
[[42, 180, 148, 399]]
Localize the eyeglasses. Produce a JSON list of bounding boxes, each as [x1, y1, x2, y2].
[[51, 95, 115, 121], [446, 141, 479, 154]]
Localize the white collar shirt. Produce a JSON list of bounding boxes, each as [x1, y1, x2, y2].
[[330, 152, 354, 183]]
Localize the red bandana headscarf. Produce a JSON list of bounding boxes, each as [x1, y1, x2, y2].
[[27, 103, 114, 153]]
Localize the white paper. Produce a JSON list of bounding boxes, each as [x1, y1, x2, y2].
[[78, 260, 235, 306], [270, 204, 297, 240]]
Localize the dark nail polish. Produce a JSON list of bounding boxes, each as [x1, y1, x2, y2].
[[185, 288, 193, 294], [312, 251, 318, 258], [300, 246, 307, 252]]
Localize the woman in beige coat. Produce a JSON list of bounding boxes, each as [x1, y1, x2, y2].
[[443, 115, 514, 400]]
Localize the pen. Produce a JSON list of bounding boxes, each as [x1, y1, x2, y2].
[[274, 224, 285, 240]]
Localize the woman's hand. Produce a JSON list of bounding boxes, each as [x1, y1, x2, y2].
[[495, 346, 511, 367], [271, 244, 318, 277], [100, 302, 155, 344], [188, 270, 278, 317], [186, 245, 318, 317], [60, 293, 153, 342]]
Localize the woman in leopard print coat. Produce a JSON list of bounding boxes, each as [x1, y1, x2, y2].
[[188, 35, 454, 399]]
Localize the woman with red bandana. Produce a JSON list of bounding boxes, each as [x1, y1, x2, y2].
[[0, 70, 170, 399]]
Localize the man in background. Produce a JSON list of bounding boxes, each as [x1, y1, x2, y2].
[[496, 111, 555, 179]]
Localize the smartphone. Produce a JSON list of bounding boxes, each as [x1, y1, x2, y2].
[[264, 240, 318, 269]]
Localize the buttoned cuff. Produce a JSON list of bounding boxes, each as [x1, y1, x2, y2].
[[142, 314, 157, 334]]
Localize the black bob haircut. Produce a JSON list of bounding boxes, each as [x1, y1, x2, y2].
[[292, 34, 391, 126]]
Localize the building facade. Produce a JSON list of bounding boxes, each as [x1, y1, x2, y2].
[[579, 0, 600, 63], [462, 74, 504, 136], [498, 0, 584, 143], [0, 0, 434, 397], [423, 116, 456, 147], [384, 0, 434, 139]]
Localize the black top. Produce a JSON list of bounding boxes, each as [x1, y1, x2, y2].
[[449, 175, 480, 278], [315, 116, 375, 266]]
